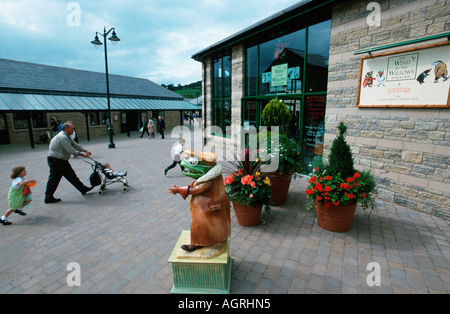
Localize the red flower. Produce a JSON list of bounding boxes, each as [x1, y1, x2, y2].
[[325, 186, 332, 192], [241, 175, 254, 185], [306, 189, 314, 195], [309, 176, 317, 184], [250, 181, 256, 188], [354, 172, 360, 179], [325, 176, 332, 181], [224, 176, 234, 185]]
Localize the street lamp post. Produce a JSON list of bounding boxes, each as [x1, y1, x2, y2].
[[91, 27, 120, 149]]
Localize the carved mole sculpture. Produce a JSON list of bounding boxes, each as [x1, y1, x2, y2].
[[169, 150, 231, 252]]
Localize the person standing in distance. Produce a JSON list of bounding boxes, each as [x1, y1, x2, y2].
[[158, 116, 165, 139], [44, 122, 93, 204]]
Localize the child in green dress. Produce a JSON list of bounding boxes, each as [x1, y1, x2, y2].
[[1, 166, 36, 226]]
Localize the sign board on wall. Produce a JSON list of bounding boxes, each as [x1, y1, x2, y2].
[[357, 42, 450, 108]]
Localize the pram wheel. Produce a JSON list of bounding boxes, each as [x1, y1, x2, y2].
[[98, 189, 104, 195], [122, 185, 128, 192]]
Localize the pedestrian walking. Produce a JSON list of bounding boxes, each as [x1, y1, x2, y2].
[[158, 116, 165, 139], [140, 117, 149, 138], [1, 166, 36, 225], [163, 138, 186, 175], [148, 118, 155, 139], [44, 121, 94, 204]]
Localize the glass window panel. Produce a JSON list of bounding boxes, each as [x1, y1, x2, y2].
[[243, 101, 258, 129], [213, 58, 222, 98], [246, 46, 258, 96], [13, 112, 29, 129], [88, 112, 101, 126], [223, 55, 231, 98], [306, 20, 331, 92], [31, 112, 47, 128], [259, 29, 306, 95], [101, 112, 109, 125], [13, 112, 47, 129]]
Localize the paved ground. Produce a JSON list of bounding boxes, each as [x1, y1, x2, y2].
[[0, 123, 449, 294]]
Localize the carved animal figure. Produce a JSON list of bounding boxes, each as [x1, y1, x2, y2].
[[169, 150, 230, 252]]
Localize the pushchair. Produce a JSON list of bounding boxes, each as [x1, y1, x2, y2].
[[84, 158, 128, 195]]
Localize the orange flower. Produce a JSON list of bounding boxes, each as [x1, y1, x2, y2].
[[241, 175, 254, 185], [224, 176, 234, 185]]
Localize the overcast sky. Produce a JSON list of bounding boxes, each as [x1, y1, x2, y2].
[[0, 0, 302, 85]]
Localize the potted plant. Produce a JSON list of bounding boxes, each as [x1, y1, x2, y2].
[[260, 98, 304, 205], [305, 122, 376, 232], [261, 134, 304, 205], [224, 148, 272, 226]]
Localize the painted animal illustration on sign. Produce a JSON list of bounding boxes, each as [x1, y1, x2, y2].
[[432, 61, 449, 83], [417, 69, 431, 84], [363, 71, 375, 87]]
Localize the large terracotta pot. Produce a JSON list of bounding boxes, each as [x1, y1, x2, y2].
[[315, 202, 357, 232], [232, 202, 262, 227], [264, 171, 293, 206]]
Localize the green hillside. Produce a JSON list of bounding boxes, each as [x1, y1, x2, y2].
[[161, 81, 201, 99]]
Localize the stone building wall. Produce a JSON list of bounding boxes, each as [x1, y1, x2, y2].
[[326, 0, 450, 218]]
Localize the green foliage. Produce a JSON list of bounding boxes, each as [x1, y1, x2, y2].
[[327, 122, 354, 179], [305, 122, 377, 212], [161, 81, 202, 98], [260, 133, 304, 176], [261, 98, 292, 134]]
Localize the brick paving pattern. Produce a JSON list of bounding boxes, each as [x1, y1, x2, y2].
[[0, 124, 449, 294]]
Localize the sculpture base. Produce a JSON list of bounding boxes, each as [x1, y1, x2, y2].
[[168, 230, 232, 294]]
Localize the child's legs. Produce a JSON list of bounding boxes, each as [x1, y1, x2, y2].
[[23, 199, 31, 207], [3, 209, 14, 218], [166, 161, 178, 171]]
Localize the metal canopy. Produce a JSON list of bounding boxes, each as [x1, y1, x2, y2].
[[0, 93, 200, 112]]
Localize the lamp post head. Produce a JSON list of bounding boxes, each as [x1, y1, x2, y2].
[[108, 30, 120, 44], [91, 34, 103, 46]]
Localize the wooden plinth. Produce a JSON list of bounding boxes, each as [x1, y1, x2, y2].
[[168, 230, 232, 294]]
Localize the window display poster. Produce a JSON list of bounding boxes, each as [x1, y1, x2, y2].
[[271, 64, 288, 87], [303, 95, 326, 165], [357, 42, 450, 107]]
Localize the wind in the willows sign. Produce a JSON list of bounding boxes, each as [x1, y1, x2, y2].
[[357, 41, 450, 108]]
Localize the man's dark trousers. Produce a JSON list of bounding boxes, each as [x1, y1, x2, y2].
[[45, 156, 87, 200]]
